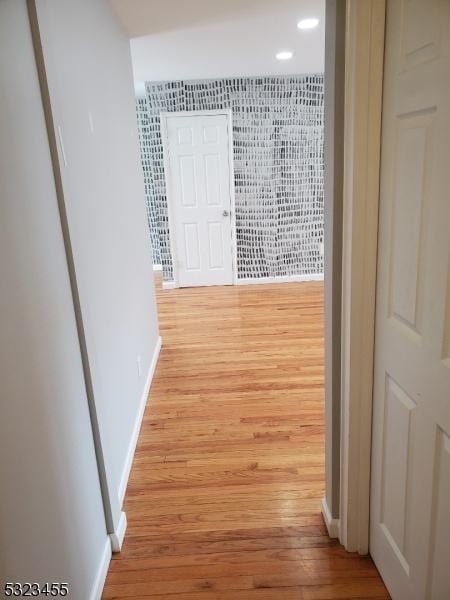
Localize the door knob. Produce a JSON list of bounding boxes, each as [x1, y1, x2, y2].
[[222, 210, 229, 217]]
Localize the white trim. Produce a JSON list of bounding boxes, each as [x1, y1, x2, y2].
[[161, 108, 234, 118], [117, 336, 162, 505], [153, 264, 162, 271], [237, 273, 323, 285], [109, 511, 127, 553], [339, 0, 385, 554], [160, 113, 179, 287], [323, 0, 346, 538], [89, 538, 111, 600], [321, 497, 340, 539], [160, 109, 236, 289], [226, 112, 238, 286]]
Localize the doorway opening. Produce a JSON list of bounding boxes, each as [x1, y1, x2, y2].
[[102, 0, 389, 598]]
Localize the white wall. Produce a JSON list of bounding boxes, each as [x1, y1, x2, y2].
[[111, 0, 325, 83], [0, 1, 109, 596], [33, 0, 161, 530]]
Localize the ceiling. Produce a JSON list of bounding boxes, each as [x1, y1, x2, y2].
[[110, 0, 325, 88]]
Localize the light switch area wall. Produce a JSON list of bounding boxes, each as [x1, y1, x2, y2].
[[0, 1, 109, 596], [32, 0, 161, 531]]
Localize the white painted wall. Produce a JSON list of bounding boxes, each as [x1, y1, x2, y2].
[[0, 1, 109, 596], [110, 0, 325, 83], [33, 0, 161, 530]]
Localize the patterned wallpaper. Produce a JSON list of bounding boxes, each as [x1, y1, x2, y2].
[[136, 75, 324, 282], [136, 96, 162, 265]]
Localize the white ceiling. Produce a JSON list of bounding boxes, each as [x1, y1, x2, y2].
[[110, 0, 325, 89]]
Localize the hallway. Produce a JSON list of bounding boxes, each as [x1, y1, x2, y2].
[[103, 279, 388, 599]]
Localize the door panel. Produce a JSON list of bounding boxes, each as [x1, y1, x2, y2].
[[179, 156, 197, 207], [370, 1, 450, 599], [207, 222, 224, 269], [389, 114, 430, 334], [165, 113, 234, 287], [379, 376, 416, 570], [183, 223, 200, 271], [428, 430, 450, 599], [204, 154, 221, 206]]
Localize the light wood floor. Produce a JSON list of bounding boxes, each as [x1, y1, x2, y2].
[[103, 277, 389, 599]]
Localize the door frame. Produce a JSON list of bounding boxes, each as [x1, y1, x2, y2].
[[160, 108, 237, 288], [158, 8, 387, 555], [337, 0, 386, 554]]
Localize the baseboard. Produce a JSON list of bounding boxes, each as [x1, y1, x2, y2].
[[321, 497, 340, 539], [117, 335, 162, 505], [153, 264, 162, 271], [89, 538, 112, 600], [237, 273, 324, 285], [162, 274, 323, 288], [109, 511, 127, 553]]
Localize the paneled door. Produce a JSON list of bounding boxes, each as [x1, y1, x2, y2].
[[370, 1, 450, 599], [163, 112, 234, 287]]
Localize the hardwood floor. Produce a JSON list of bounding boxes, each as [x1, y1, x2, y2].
[[103, 277, 389, 600]]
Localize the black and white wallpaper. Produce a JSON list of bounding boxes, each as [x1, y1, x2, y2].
[[136, 75, 324, 282]]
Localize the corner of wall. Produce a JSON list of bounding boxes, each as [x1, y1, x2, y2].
[[321, 497, 340, 539], [109, 511, 127, 553]]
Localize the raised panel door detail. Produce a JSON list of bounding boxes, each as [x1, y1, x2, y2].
[[179, 156, 197, 207], [183, 223, 200, 271], [428, 430, 450, 598], [178, 127, 193, 146], [203, 125, 219, 144], [401, 0, 441, 68], [207, 222, 224, 269], [380, 376, 416, 572], [389, 118, 430, 335], [204, 154, 221, 206]]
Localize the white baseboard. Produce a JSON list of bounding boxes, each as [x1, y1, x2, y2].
[[153, 264, 162, 271], [321, 497, 340, 539], [237, 273, 324, 285], [109, 511, 127, 553], [162, 274, 323, 289], [90, 538, 112, 600], [117, 335, 162, 505]]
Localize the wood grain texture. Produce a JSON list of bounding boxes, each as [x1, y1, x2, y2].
[[103, 277, 389, 599]]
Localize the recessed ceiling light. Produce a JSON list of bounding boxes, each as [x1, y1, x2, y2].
[[297, 18, 319, 30], [276, 50, 293, 61]]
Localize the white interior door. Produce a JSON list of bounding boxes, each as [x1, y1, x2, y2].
[[164, 112, 234, 287], [370, 2, 450, 599]]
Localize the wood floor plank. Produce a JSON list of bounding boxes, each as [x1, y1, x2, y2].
[[102, 276, 389, 599]]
